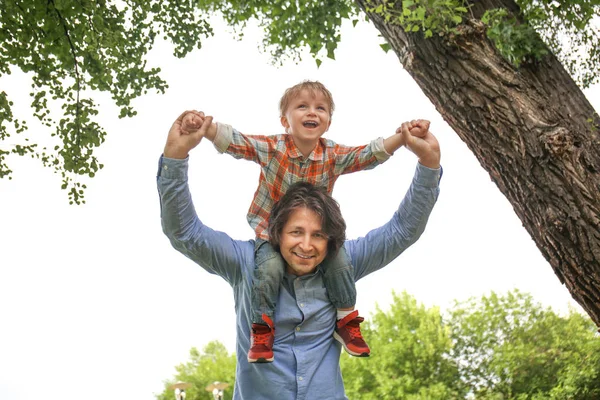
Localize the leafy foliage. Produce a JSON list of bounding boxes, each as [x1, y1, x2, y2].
[[159, 292, 599, 399], [2, 0, 599, 202], [515, 0, 600, 88], [365, 0, 470, 39], [363, 1, 599, 86], [482, 8, 549, 68], [340, 291, 465, 399], [0, 0, 212, 203], [156, 341, 236, 400], [448, 290, 600, 400], [196, 0, 358, 65]]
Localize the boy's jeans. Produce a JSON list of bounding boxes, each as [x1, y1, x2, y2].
[[252, 238, 356, 324]]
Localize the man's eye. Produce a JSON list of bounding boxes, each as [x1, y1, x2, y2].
[[313, 233, 326, 239]]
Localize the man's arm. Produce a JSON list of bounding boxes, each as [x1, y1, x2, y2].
[[346, 124, 442, 279], [345, 163, 441, 280], [160, 113, 248, 285]]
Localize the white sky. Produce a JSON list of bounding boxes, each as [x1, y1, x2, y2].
[[1, 18, 598, 400]]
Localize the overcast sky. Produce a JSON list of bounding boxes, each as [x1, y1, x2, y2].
[[1, 18, 598, 400]]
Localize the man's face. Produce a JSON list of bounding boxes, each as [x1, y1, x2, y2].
[[279, 206, 329, 276]]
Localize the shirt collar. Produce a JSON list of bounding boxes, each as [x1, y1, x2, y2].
[[285, 135, 325, 161]]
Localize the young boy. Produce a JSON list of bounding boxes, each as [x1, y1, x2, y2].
[[180, 81, 429, 363]]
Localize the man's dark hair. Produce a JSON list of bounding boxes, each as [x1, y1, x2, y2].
[[268, 182, 346, 256]]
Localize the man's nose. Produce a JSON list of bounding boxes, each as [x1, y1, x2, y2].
[[298, 235, 313, 250]]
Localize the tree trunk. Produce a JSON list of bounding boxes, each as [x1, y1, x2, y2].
[[355, 0, 600, 326]]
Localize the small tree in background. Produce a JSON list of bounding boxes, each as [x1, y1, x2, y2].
[[341, 291, 465, 399], [448, 289, 600, 399], [156, 341, 236, 400], [157, 291, 599, 399]]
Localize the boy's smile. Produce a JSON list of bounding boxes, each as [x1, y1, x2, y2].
[[281, 89, 332, 157]]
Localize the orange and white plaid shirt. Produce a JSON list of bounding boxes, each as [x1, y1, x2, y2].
[[213, 123, 390, 240]]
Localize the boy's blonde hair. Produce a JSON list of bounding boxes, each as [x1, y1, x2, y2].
[[279, 81, 335, 117]]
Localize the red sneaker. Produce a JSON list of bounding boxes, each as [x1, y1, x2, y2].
[[333, 310, 370, 357], [247, 314, 275, 363]]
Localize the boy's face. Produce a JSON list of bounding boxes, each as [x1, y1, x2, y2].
[[281, 89, 332, 147]]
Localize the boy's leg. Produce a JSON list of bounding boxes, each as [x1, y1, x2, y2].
[[321, 247, 370, 357], [248, 239, 285, 363]]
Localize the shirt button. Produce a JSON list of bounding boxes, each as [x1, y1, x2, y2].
[[300, 303, 305, 308], [298, 376, 303, 381], [296, 326, 301, 332], [163, 165, 168, 170]]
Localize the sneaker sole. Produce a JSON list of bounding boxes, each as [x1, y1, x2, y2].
[[333, 332, 370, 357], [247, 356, 274, 363]]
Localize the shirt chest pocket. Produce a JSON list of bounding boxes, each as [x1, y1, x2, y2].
[[305, 287, 336, 323]]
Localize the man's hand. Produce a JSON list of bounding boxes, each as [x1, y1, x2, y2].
[[163, 111, 213, 159], [396, 121, 441, 169]]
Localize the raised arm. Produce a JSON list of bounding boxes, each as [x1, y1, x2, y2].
[[159, 113, 250, 285], [164, 110, 214, 159], [346, 124, 442, 279]]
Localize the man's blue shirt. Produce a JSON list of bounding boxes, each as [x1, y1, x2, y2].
[[157, 156, 441, 400]]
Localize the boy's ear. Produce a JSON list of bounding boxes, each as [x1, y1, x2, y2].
[[280, 115, 290, 129], [326, 119, 332, 131]]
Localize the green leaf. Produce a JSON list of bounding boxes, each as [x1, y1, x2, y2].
[[380, 43, 392, 53]]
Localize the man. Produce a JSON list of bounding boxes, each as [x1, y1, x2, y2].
[[158, 112, 442, 399]]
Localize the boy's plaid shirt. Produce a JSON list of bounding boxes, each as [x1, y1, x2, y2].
[[213, 123, 391, 240]]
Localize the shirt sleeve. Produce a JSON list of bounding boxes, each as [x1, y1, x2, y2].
[[157, 155, 250, 286], [333, 137, 391, 175], [345, 162, 442, 280], [212, 122, 276, 167]]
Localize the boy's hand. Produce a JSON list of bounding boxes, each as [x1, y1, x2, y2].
[[397, 121, 440, 169], [181, 110, 206, 134], [406, 119, 430, 138], [164, 111, 213, 159]]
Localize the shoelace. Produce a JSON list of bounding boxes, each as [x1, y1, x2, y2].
[[345, 323, 364, 340], [252, 328, 272, 345]]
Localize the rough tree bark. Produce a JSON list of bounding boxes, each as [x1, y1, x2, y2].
[[355, 0, 600, 326]]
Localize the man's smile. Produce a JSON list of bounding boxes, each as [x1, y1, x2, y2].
[[292, 251, 315, 259]]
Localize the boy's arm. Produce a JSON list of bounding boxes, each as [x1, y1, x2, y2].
[[180, 111, 275, 166], [335, 119, 433, 174], [334, 138, 390, 175], [212, 123, 277, 167]]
